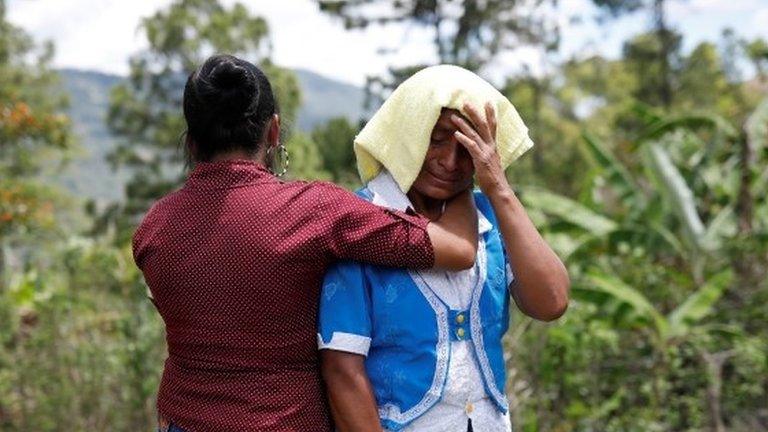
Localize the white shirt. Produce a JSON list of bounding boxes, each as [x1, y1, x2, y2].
[[367, 172, 513, 432]]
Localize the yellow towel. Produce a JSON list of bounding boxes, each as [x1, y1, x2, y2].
[[354, 64, 534, 192]]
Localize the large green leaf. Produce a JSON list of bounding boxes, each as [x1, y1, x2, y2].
[[638, 113, 737, 144], [581, 132, 638, 194], [667, 270, 733, 337], [521, 187, 618, 236], [645, 143, 711, 251], [746, 97, 768, 197], [581, 271, 667, 337], [745, 97, 768, 152], [701, 205, 736, 249]]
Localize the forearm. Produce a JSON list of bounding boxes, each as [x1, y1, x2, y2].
[[487, 185, 570, 321], [321, 351, 383, 432], [448, 101, 568, 320], [428, 188, 478, 270]]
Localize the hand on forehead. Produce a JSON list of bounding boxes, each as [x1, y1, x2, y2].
[[433, 108, 470, 134]]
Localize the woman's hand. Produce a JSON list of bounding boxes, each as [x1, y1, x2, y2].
[[450, 102, 510, 197], [452, 102, 570, 321]]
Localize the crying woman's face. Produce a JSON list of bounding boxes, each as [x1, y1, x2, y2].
[[409, 108, 475, 200]]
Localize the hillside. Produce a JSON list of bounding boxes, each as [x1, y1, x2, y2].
[[54, 67, 371, 202]]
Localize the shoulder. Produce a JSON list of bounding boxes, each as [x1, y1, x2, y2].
[[134, 188, 184, 235], [131, 188, 184, 265], [295, 180, 356, 201], [297, 181, 377, 214]]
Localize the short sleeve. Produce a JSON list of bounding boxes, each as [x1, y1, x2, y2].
[[317, 260, 373, 356], [313, 182, 434, 269]]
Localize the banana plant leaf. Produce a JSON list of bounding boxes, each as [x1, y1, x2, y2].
[[638, 113, 737, 144], [581, 132, 639, 195], [645, 143, 712, 252], [521, 187, 618, 236], [745, 97, 768, 152], [667, 270, 733, 338], [581, 270, 668, 338]]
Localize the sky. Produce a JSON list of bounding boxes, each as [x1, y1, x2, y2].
[[7, 0, 768, 86]]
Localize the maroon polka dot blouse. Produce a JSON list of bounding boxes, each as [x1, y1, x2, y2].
[[132, 160, 435, 431]]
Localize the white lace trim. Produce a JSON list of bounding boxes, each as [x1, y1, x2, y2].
[[506, 262, 515, 286], [393, 397, 512, 432], [379, 270, 450, 425], [470, 244, 509, 409], [317, 332, 372, 356]]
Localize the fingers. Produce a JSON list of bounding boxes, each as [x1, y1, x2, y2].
[[454, 130, 482, 159], [450, 114, 484, 147], [462, 103, 493, 144], [484, 102, 497, 140]]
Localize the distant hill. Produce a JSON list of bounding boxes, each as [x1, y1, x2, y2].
[[54, 67, 371, 202], [55, 69, 127, 202], [293, 68, 373, 130]]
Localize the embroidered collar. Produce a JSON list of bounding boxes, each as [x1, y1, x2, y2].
[[367, 170, 492, 234]]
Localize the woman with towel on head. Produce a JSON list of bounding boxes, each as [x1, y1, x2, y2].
[[318, 65, 571, 432]]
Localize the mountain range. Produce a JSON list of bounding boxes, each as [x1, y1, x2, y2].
[[53, 68, 372, 202]]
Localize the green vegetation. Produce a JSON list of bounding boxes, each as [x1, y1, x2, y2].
[[1, 0, 766, 430]]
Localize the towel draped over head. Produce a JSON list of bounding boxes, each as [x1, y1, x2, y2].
[[354, 64, 535, 192]]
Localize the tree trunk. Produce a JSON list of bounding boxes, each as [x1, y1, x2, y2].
[[736, 129, 754, 234], [654, 0, 674, 109], [702, 350, 735, 432]]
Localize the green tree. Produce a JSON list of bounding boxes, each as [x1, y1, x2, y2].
[[106, 0, 301, 241], [592, 0, 682, 108], [742, 36, 768, 85], [285, 132, 332, 182], [0, 0, 73, 279], [317, 0, 559, 105], [0, 0, 71, 178], [621, 30, 683, 108], [311, 117, 359, 187]]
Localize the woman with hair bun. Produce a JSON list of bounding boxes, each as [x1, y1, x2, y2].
[[132, 54, 479, 432]]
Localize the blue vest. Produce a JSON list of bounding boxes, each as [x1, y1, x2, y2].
[[318, 189, 511, 431]]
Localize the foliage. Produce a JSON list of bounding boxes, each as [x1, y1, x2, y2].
[[105, 0, 302, 242], [0, 240, 164, 430], [0, 0, 71, 178], [1, 0, 767, 430], [317, 0, 559, 106], [512, 103, 768, 430]]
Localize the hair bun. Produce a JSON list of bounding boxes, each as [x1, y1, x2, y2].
[[207, 59, 259, 116]]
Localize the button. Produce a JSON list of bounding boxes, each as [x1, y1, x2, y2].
[[456, 314, 465, 324], [465, 402, 474, 414], [456, 328, 465, 338]]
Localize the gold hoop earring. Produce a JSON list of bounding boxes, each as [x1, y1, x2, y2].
[[267, 143, 289, 177]]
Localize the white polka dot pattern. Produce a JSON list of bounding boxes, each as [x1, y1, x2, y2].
[[132, 160, 435, 431]]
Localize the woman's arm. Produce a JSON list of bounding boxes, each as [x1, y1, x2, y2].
[[321, 350, 383, 432], [427, 187, 478, 270], [452, 103, 570, 321], [485, 188, 569, 321], [318, 183, 477, 272]]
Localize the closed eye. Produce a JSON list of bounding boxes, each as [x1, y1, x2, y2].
[[430, 138, 447, 146]]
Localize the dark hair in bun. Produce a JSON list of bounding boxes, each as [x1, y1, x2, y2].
[[183, 54, 278, 162]]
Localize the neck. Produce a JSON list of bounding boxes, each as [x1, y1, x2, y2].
[[406, 190, 445, 221], [209, 148, 268, 166]]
